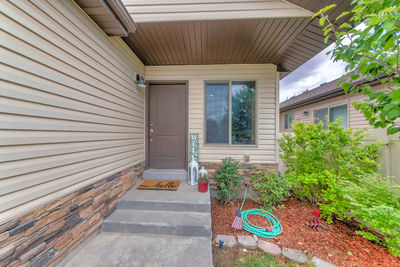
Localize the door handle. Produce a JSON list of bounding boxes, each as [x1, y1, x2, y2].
[[149, 128, 154, 138]]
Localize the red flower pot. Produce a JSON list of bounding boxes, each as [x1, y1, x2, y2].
[[198, 181, 208, 193]]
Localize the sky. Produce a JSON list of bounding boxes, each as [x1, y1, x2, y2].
[[279, 44, 348, 103]]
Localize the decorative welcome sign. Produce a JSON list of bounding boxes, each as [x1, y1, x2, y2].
[[189, 133, 199, 162]]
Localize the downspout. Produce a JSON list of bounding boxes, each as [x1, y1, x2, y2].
[[275, 70, 280, 167]]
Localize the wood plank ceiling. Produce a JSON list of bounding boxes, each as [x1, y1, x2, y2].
[[120, 0, 352, 76]]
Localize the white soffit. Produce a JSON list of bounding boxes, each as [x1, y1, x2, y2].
[[122, 0, 314, 23]]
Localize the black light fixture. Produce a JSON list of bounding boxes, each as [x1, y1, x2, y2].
[[134, 72, 147, 88], [303, 111, 309, 116]]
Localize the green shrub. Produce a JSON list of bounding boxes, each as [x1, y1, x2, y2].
[[339, 173, 400, 257], [279, 120, 400, 256], [250, 171, 291, 211], [215, 157, 243, 204], [279, 119, 381, 218]]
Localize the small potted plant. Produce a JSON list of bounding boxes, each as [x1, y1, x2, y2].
[[198, 175, 209, 193]]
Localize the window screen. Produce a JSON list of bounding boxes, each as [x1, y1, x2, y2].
[[205, 83, 229, 143], [330, 104, 348, 127], [314, 108, 328, 129], [284, 113, 294, 129], [231, 81, 256, 144]]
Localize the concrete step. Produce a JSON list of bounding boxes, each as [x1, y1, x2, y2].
[[142, 168, 187, 180], [118, 182, 210, 212], [56, 232, 213, 267], [101, 209, 211, 237]]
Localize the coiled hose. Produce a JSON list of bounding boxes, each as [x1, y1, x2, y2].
[[240, 185, 283, 238], [242, 209, 282, 238]]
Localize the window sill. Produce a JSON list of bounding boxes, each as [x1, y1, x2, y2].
[[203, 144, 258, 149]]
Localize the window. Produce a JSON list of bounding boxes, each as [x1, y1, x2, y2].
[[205, 81, 256, 145], [330, 104, 348, 127], [205, 83, 229, 143], [313, 104, 348, 128], [284, 112, 294, 129], [314, 108, 328, 129]]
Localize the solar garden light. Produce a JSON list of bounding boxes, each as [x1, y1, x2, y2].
[[218, 240, 224, 250]]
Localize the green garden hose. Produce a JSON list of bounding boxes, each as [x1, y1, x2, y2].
[[242, 209, 283, 238], [240, 185, 283, 238]]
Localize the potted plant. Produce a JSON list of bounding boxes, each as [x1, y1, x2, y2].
[[198, 175, 209, 193]]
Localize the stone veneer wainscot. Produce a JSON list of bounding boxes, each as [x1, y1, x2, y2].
[[0, 163, 144, 267], [201, 162, 278, 197]]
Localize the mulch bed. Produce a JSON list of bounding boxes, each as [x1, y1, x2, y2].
[[211, 197, 400, 267]]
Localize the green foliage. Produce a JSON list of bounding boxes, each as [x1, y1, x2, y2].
[[315, 0, 400, 136], [340, 173, 400, 256], [250, 171, 291, 211], [280, 120, 400, 256], [280, 120, 381, 212], [198, 175, 209, 182], [234, 253, 301, 267], [215, 157, 243, 204]]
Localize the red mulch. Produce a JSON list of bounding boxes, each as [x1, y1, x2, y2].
[[211, 197, 400, 267]]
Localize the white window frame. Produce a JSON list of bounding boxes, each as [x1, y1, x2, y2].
[[204, 80, 258, 146]]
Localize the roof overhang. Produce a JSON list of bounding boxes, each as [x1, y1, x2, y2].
[[280, 77, 384, 112], [122, 0, 314, 23], [75, 0, 136, 36], [280, 87, 346, 112], [77, 0, 353, 78]]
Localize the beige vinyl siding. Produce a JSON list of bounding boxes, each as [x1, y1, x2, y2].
[[278, 85, 388, 132], [0, 0, 145, 224], [145, 64, 278, 164]]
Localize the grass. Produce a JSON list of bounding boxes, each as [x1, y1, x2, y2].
[[234, 253, 314, 267]]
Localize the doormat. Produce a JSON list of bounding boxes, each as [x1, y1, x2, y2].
[[136, 180, 180, 191]]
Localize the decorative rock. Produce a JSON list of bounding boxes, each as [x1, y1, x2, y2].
[[282, 247, 309, 264], [215, 235, 237, 248], [257, 240, 281, 256], [253, 235, 258, 242], [237, 235, 257, 250], [312, 256, 336, 267], [243, 248, 247, 252]]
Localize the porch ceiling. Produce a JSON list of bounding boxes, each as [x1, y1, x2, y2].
[[119, 0, 352, 77]]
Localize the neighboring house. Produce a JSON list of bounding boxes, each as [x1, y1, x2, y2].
[[279, 78, 400, 184], [0, 0, 353, 265], [279, 77, 385, 132]]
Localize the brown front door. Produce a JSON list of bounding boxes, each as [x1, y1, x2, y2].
[[149, 84, 187, 169]]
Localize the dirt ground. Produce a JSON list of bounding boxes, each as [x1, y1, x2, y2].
[[211, 197, 400, 267]]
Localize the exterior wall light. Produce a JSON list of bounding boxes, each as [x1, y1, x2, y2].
[[134, 72, 147, 88]]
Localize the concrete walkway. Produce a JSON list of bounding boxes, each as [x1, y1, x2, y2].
[[58, 233, 211, 267], [57, 182, 212, 267]]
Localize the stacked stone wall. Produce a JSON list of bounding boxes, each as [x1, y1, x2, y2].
[[0, 163, 144, 267]]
